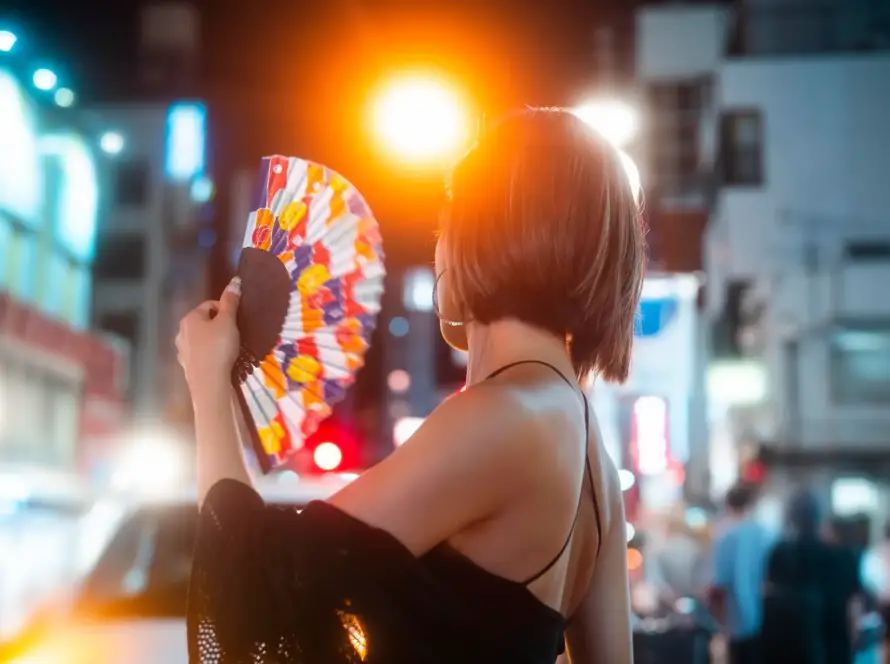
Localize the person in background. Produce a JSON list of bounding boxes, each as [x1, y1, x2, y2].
[[861, 523, 890, 664], [647, 510, 709, 607], [708, 482, 773, 664], [761, 489, 863, 664]]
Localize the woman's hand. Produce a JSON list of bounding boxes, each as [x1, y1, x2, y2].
[[176, 277, 242, 398]]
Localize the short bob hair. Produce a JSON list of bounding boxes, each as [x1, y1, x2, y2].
[[441, 108, 645, 382]]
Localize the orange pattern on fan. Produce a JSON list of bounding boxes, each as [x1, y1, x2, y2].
[[238, 155, 385, 472]]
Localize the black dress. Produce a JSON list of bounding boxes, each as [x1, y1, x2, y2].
[[187, 361, 601, 664]]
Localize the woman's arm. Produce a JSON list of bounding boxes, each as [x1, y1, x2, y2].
[[564, 460, 633, 664], [192, 383, 252, 505], [176, 280, 253, 505]]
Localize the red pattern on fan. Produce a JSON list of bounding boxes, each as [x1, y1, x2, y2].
[[236, 156, 385, 472]]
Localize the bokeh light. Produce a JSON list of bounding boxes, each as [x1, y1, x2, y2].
[[314, 442, 343, 471], [32, 68, 58, 91], [0, 30, 17, 52], [99, 131, 125, 156], [370, 74, 471, 166]]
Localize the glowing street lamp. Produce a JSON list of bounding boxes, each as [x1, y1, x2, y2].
[[0, 30, 16, 53], [32, 68, 58, 91], [572, 99, 638, 149], [370, 74, 471, 166]]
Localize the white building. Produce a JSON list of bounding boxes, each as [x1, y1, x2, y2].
[[637, 1, 890, 517]]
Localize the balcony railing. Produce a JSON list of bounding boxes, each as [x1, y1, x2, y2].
[[728, 4, 890, 57]]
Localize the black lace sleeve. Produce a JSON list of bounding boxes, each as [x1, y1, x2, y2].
[[187, 479, 368, 664]]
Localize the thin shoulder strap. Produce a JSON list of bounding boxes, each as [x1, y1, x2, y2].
[[481, 360, 604, 585]]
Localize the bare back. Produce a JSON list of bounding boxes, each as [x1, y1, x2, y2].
[[438, 362, 632, 660]]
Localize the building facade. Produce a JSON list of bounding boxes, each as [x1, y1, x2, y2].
[[0, 66, 126, 476], [82, 102, 211, 429], [637, 1, 890, 519]]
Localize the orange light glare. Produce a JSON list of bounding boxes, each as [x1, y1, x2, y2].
[[314, 442, 343, 471], [627, 547, 643, 571], [370, 74, 471, 166]]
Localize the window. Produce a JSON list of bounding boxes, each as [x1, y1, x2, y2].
[[114, 160, 150, 206], [98, 312, 140, 347], [93, 236, 146, 280], [646, 80, 706, 198], [845, 241, 890, 261], [721, 110, 764, 186], [830, 325, 890, 404]]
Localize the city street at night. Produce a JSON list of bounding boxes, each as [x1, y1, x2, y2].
[[1, 0, 890, 662]]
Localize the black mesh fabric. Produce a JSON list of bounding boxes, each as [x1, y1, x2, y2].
[[188, 479, 566, 664]]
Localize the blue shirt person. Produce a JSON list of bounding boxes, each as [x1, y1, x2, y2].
[[710, 483, 773, 664]]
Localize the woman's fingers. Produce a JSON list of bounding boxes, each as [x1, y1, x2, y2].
[[193, 300, 220, 318]]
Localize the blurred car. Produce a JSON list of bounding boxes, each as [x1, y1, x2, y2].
[[1, 473, 354, 664]]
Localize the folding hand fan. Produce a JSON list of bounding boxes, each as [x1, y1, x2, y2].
[[231, 155, 385, 473]]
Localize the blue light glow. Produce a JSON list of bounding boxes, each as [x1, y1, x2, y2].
[[165, 102, 206, 182], [634, 297, 679, 338], [0, 221, 10, 289], [0, 30, 16, 53], [32, 68, 57, 91], [72, 264, 91, 330], [12, 231, 36, 300], [0, 69, 42, 224], [39, 133, 100, 262], [45, 253, 67, 318]]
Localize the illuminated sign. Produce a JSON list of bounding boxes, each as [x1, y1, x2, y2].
[[165, 102, 206, 182], [39, 133, 100, 262], [0, 68, 41, 224], [635, 297, 679, 338], [631, 395, 669, 476]]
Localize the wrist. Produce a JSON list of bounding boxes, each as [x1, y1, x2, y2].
[[189, 378, 232, 413]]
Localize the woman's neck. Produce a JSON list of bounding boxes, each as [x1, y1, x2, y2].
[[464, 319, 576, 386]]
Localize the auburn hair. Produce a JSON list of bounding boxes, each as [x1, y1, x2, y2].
[[441, 108, 646, 382]]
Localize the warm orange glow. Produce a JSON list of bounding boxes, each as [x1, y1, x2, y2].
[[627, 547, 643, 571], [370, 73, 472, 166], [338, 611, 368, 661]]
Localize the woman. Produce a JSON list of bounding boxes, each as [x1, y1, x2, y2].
[[177, 108, 644, 663]]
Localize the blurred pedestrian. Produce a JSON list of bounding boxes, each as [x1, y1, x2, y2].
[[648, 510, 709, 606], [177, 109, 644, 663], [862, 523, 890, 663], [761, 489, 863, 664], [708, 482, 773, 664]]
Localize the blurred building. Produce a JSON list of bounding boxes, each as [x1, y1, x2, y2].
[[0, 66, 127, 477], [84, 3, 213, 441], [637, 0, 890, 529]]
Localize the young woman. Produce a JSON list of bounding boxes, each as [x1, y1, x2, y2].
[[178, 108, 644, 663]]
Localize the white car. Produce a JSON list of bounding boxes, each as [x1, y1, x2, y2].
[[2, 474, 354, 664]]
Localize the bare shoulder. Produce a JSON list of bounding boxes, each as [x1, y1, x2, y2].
[[420, 383, 545, 467]]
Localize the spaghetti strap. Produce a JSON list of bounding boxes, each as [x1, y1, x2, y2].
[[480, 360, 604, 585]]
